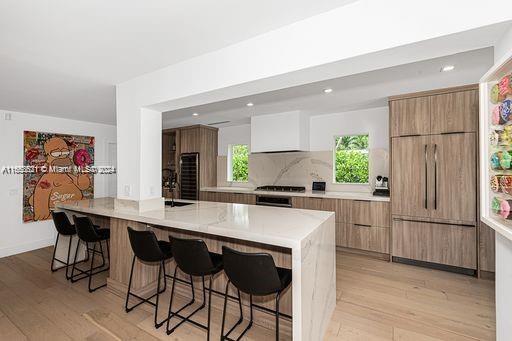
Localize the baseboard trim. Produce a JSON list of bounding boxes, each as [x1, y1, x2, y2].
[[392, 256, 477, 276], [0, 237, 55, 258]]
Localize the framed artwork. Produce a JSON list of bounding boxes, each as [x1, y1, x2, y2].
[[23, 131, 94, 223]]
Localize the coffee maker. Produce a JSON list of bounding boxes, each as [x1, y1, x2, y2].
[[372, 175, 389, 197]]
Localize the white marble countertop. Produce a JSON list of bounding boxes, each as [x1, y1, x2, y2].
[[200, 186, 390, 202], [57, 197, 334, 249]]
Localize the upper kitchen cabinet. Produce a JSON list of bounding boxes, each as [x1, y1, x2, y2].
[[389, 85, 478, 137], [390, 96, 430, 137], [430, 89, 478, 134]]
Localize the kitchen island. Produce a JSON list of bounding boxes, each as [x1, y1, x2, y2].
[[57, 197, 336, 340]]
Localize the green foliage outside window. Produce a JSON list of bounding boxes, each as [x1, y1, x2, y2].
[[231, 144, 249, 182], [334, 135, 369, 184]]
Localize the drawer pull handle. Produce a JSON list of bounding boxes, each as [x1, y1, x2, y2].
[[354, 223, 371, 228]]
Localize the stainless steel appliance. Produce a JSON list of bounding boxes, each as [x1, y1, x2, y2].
[[372, 175, 390, 197], [179, 153, 199, 200], [256, 195, 292, 208], [255, 185, 306, 193]]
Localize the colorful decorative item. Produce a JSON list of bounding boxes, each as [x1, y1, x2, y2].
[[491, 153, 501, 170], [491, 175, 500, 192], [499, 74, 512, 97], [500, 175, 512, 194], [492, 197, 502, 214], [23, 131, 94, 223], [500, 199, 511, 219], [491, 84, 503, 104]]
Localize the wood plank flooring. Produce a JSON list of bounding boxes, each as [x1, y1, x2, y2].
[[0, 247, 495, 340]]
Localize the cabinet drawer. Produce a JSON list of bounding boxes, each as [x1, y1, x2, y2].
[[199, 191, 217, 202], [392, 219, 476, 269], [371, 201, 390, 228], [336, 222, 389, 254], [351, 200, 372, 226], [292, 197, 336, 213], [335, 199, 352, 223]]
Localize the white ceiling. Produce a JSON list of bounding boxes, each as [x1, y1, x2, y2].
[[162, 47, 495, 128], [0, 0, 355, 125]]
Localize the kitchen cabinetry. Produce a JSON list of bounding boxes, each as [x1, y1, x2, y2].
[[199, 191, 256, 205], [390, 86, 478, 137], [479, 222, 495, 273], [163, 125, 218, 199], [389, 85, 478, 272], [291, 197, 390, 254], [391, 133, 477, 224], [392, 219, 477, 270]]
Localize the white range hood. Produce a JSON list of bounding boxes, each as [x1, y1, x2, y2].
[[250, 111, 310, 153]]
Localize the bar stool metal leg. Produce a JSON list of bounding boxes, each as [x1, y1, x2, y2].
[[220, 282, 247, 341], [51, 233, 76, 280]]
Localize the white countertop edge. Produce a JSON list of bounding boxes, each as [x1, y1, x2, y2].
[[482, 216, 512, 242], [200, 186, 390, 202], [56, 201, 333, 249]]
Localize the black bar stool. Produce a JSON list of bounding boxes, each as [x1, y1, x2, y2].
[[50, 211, 88, 279], [165, 236, 223, 340], [70, 215, 110, 292], [125, 226, 175, 328], [220, 246, 292, 341]]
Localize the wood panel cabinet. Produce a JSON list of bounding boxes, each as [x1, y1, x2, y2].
[[430, 90, 478, 134], [390, 85, 478, 137], [391, 135, 431, 219], [351, 200, 371, 226], [429, 133, 476, 224], [390, 96, 430, 137], [291, 197, 336, 213], [371, 202, 391, 228], [336, 222, 389, 254], [335, 199, 352, 223], [479, 222, 495, 273], [392, 219, 477, 269], [199, 191, 256, 205]]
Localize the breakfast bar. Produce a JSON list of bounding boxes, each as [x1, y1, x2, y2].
[[57, 197, 336, 340]]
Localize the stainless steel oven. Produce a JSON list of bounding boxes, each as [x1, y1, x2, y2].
[[255, 195, 292, 208]]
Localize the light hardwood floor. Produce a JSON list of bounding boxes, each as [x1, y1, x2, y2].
[[0, 247, 495, 340]]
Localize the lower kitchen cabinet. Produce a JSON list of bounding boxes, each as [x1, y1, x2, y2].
[[392, 218, 477, 269], [199, 191, 256, 205], [336, 222, 389, 254], [291, 197, 336, 212], [479, 221, 495, 273]]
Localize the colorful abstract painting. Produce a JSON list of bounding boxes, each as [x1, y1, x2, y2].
[[23, 131, 94, 223]]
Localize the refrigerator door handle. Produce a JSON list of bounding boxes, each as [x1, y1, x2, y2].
[[424, 144, 428, 210], [434, 143, 438, 210]]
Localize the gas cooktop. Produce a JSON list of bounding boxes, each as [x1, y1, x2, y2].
[[255, 185, 306, 193]]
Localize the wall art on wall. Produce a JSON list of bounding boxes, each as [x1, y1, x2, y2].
[[23, 131, 94, 222]]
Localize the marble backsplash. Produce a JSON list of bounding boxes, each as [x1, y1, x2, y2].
[[217, 149, 389, 192]]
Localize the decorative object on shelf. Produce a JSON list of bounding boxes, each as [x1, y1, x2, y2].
[[23, 131, 94, 223], [373, 175, 390, 197]]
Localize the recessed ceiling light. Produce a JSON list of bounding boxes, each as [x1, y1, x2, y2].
[[192, 112, 199, 116], [323, 88, 333, 93], [441, 65, 455, 72], [246, 102, 254, 107]]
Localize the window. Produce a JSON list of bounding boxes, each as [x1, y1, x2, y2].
[[334, 134, 369, 184], [228, 144, 249, 182]]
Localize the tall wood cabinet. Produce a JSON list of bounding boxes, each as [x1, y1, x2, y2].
[[163, 125, 218, 199], [389, 85, 479, 272]]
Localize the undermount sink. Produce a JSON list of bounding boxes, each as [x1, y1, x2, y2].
[[165, 201, 194, 207]]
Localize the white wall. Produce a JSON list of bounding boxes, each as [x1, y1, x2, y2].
[[0, 110, 116, 258], [495, 24, 512, 62], [309, 107, 389, 151], [218, 124, 251, 156]]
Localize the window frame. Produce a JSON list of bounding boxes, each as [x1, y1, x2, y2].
[[227, 144, 249, 183], [332, 134, 370, 185]]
